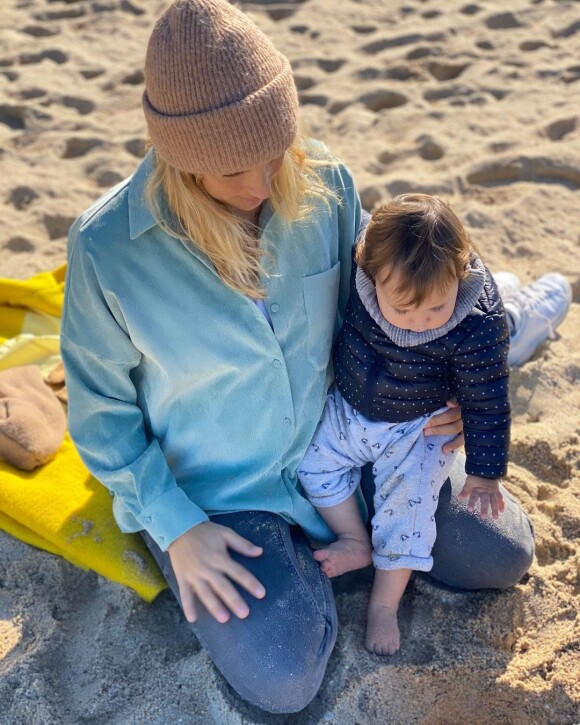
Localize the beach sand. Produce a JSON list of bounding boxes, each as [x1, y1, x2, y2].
[[0, 0, 578, 722]]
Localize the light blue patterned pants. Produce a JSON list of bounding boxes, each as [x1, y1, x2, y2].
[[298, 386, 457, 571]]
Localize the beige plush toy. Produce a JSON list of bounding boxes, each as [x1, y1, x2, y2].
[[0, 365, 67, 471]]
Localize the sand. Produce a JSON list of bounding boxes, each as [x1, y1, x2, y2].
[[0, 0, 579, 722]]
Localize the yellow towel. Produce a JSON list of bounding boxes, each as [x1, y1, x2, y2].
[[0, 265, 64, 374], [0, 267, 166, 601]]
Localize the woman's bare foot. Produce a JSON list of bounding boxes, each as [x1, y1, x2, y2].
[[365, 601, 400, 655], [313, 535, 372, 578]]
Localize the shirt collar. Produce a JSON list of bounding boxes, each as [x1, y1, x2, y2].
[[128, 149, 158, 240]]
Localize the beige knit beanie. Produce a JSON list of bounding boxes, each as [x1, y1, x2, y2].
[[143, 0, 298, 176]]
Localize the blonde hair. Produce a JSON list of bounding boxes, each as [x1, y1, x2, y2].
[[145, 139, 335, 299], [357, 194, 474, 307]]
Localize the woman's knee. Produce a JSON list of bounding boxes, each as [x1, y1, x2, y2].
[[233, 647, 329, 713]]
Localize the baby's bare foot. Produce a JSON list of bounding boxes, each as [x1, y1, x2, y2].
[[313, 536, 372, 578], [365, 602, 401, 655]]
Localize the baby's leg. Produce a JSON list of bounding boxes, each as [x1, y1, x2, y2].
[[314, 495, 372, 578], [365, 567, 411, 655]]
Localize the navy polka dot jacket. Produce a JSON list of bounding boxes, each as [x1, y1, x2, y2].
[[334, 244, 511, 480]]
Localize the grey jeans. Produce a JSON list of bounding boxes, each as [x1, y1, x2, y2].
[[142, 453, 534, 714]]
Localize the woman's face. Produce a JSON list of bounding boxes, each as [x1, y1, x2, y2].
[[199, 155, 285, 211], [375, 266, 459, 333]]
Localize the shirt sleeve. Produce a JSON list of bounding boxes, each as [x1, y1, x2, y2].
[[61, 225, 209, 551], [450, 311, 511, 479]]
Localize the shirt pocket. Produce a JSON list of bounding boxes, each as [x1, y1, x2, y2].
[[302, 262, 341, 371]]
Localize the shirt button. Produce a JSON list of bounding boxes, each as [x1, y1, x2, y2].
[[270, 303, 280, 313], [283, 417, 292, 426], [272, 358, 282, 368], [143, 516, 152, 525], [158, 535, 165, 546]]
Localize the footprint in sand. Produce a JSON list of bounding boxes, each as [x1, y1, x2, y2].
[[0, 104, 51, 130], [43, 214, 77, 241], [62, 137, 103, 159], [298, 93, 328, 108], [535, 535, 575, 567], [61, 96, 96, 115], [362, 32, 446, 55], [33, 6, 86, 21], [249, 0, 309, 22], [427, 61, 470, 82], [466, 156, 580, 189], [20, 25, 60, 38], [485, 12, 525, 30], [294, 74, 316, 91], [359, 90, 408, 112], [519, 40, 551, 52], [416, 135, 444, 161], [19, 49, 68, 65], [85, 162, 125, 188], [80, 67, 106, 80], [544, 118, 577, 142], [317, 58, 346, 73], [292, 57, 345, 74], [18, 88, 47, 100], [1, 71, 19, 82], [3, 236, 35, 253], [0, 104, 28, 131], [460, 4, 481, 15], [407, 46, 443, 61], [424, 85, 473, 103], [120, 0, 146, 16], [359, 185, 383, 211], [351, 25, 377, 35], [124, 138, 147, 159], [561, 65, 580, 84], [7, 186, 39, 211], [551, 19, 580, 39], [121, 70, 144, 86]]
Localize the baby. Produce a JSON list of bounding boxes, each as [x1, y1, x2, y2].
[[298, 193, 510, 655]]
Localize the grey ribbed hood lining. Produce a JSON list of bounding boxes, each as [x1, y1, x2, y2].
[[355, 255, 487, 348]]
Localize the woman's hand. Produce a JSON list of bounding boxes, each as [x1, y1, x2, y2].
[[167, 521, 265, 624], [423, 399, 464, 453], [458, 474, 505, 519]]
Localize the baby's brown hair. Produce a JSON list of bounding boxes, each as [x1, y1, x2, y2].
[[356, 194, 474, 307]]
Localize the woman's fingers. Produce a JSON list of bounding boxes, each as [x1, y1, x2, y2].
[[178, 582, 198, 624], [224, 559, 266, 599], [206, 572, 252, 620], [424, 403, 464, 452], [425, 401, 461, 428], [442, 432, 465, 454], [490, 492, 505, 520], [223, 528, 263, 558], [194, 579, 232, 623], [169, 523, 267, 624], [479, 492, 490, 519]]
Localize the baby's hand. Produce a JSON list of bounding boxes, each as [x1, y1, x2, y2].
[[458, 475, 505, 520]]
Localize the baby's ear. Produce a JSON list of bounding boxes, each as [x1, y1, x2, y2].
[[0, 365, 67, 471]]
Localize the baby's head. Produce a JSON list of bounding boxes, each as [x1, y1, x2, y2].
[[356, 194, 473, 333]]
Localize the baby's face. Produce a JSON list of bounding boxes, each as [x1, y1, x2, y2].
[[375, 266, 459, 333]]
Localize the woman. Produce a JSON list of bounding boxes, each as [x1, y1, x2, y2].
[[62, 0, 566, 714]]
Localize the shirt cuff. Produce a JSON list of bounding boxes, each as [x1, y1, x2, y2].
[[136, 487, 209, 551]]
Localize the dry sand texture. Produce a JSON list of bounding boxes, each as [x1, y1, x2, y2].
[[0, 0, 579, 723]]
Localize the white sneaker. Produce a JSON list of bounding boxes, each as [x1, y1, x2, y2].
[[493, 271, 521, 301], [504, 273, 572, 366]]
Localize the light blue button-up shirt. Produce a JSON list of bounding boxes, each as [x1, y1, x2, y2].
[[61, 144, 361, 550]]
